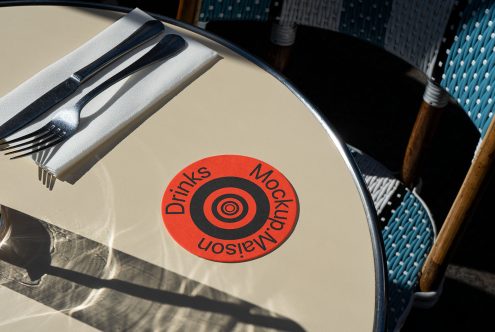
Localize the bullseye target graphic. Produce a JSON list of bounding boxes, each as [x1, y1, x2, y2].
[[162, 155, 299, 263], [200, 185, 258, 232]]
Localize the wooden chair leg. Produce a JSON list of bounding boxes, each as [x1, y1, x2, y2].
[[267, 44, 293, 73], [268, 23, 297, 72], [176, 0, 202, 25], [420, 119, 495, 291], [401, 81, 449, 187]]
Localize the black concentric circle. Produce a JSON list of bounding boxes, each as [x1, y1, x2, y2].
[[190, 177, 270, 240], [212, 194, 248, 223]]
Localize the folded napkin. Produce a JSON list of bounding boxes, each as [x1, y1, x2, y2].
[[0, 8, 220, 183]]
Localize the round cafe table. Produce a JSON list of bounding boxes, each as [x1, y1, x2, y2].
[[0, 3, 386, 331]]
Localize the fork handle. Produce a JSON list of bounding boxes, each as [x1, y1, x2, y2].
[[76, 34, 187, 110], [73, 20, 164, 83]]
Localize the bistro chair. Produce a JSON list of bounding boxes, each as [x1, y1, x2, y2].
[[176, 0, 293, 70], [274, 0, 454, 187], [276, 0, 495, 330], [177, 0, 277, 28]]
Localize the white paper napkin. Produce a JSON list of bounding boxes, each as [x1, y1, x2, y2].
[[0, 8, 220, 183]]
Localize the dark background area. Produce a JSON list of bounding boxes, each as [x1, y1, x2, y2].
[[2, 0, 494, 330]]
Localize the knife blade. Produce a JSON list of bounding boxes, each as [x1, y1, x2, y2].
[[0, 19, 164, 140]]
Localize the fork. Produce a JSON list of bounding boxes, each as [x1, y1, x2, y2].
[[1, 34, 187, 159]]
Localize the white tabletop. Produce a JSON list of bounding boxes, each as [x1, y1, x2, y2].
[[0, 5, 385, 331]]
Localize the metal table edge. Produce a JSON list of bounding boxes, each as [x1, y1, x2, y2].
[[0, 1, 388, 330]]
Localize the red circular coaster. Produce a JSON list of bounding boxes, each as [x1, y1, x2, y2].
[[161, 155, 299, 263]]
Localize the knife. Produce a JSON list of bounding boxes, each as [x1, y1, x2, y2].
[[0, 19, 164, 140]]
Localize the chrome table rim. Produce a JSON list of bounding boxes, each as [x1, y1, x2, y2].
[[0, 208, 12, 246]]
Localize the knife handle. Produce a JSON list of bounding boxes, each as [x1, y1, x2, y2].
[[73, 20, 164, 83], [76, 34, 187, 110]]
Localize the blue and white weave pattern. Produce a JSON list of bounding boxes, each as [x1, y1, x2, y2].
[[279, 0, 343, 31], [440, 0, 495, 138], [199, 0, 275, 22], [278, 0, 495, 136], [384, 0, 455, 75], [350, 147, 435, 331], [278, 0, 455, 75], [339, 0, 393, 47]]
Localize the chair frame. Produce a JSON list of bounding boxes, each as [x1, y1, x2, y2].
[[401, 81, 450, 188], [420, 115, 495, 290], [176, 0, 201, 25]]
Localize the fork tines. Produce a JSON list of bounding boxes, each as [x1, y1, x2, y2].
[[0, 125, 65, 159]]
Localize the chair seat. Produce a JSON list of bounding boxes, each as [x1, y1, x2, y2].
[[348, 146, 436, 331]]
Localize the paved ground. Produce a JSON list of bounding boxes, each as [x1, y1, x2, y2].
[[202, 21, 495, 331]]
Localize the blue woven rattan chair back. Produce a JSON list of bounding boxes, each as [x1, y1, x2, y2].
[[439, 0, 495, 138], [199, 0, 274, 22], [279, 0, 495, 138], [279, 0, 456, 76]]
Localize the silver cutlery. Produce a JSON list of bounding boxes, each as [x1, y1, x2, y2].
[[0, 19, 164, 140], [1, 34, 187, 159]]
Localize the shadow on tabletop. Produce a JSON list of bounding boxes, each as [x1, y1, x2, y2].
[[0, 207, 304, 331]]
